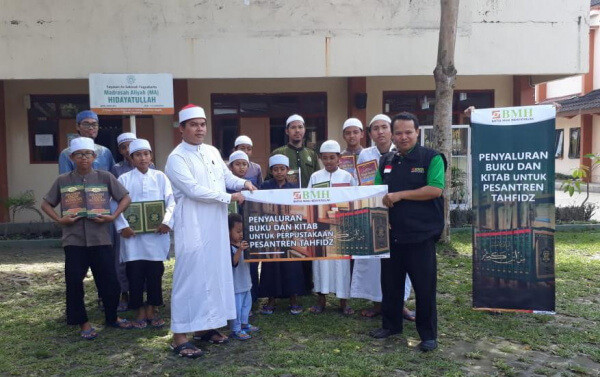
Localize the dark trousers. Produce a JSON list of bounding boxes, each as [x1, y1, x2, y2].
[[126, 260, 165, 310], [64, 245, 120, 325], [250, 262, 259, 302], [381, 238, 437, 341]]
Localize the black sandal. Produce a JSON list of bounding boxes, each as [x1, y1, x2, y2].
[[193, 329, 228, 344], [171, 342, 204, 359]]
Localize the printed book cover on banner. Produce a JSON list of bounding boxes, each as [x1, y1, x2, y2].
[[242, 186, 390, 262]]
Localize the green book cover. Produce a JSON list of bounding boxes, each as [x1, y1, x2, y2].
[[60, 184, 86, 217], [228, 200, 239, 214], [123, 202, 144, 233], [143, 200, 165, 233], [84, 184, 111, 218], [312, 181, 330, 189]]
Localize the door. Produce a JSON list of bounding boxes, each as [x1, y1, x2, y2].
[[240, 117, 270, 173]]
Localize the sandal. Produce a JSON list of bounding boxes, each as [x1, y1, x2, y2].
[[309, 305, 324, 314], [361, 308, 381, 318], [109, 318, 133, 329], [341, 306, 355, 316], [171, 342, 204, 359], [241, 324, 259, 333], [403, 308, 416, 322], [229, 331, 252, 341], [148, 317, 165, 328], [131, 319, 148, 329], [80, 327, 98, 340], [193, 329, 228, 344], [289, 305, 303, 315], [260, 305, 275, 315]]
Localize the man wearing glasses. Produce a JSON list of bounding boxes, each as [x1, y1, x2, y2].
[[58, 110, 116, 174]]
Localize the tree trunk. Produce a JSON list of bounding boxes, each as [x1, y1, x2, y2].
[[432, 0, 459, 243]]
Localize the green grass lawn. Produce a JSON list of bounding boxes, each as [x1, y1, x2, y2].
[[0, 230, 599, 377]]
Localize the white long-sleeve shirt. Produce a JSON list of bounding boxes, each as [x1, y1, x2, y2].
[[165, 141, 248, 333], [114, 168, 175, 262]]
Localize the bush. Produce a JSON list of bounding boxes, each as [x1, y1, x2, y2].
[[555, 203, 596, 223], [450, 208, 473, 227]]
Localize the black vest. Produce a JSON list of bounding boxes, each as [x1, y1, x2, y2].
[[379, 144, 446, 244]]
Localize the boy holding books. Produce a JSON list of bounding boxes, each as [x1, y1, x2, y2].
[[307, 140, 356, 315], [115, 139, 175, 329], [258, 154, 305, 315], [41, 137, 133, 340]]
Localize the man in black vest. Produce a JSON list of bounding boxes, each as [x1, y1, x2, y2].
[[369, 112, 446, 352]]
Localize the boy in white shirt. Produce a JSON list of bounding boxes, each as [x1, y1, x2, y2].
[[308, 140, 356, 315], [115, 139, 175, 329]]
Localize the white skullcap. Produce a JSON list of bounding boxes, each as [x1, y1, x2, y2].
[[269, 154, 289, 168], [179, 104, 206, 124], [234, 135, 253, 147], [320, 140, 341, 154], [229, 150, 249, 164], [117, 132, 136, 145], [69, 137, 95, 154], [343, 118, 363, 130], [129, 139, 152, 155], [369, 114, 392, 126], [286, 114, 305, 127]]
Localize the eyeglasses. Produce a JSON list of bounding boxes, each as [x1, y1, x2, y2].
[[72, 152, 96, 159], [79, 122, 99, 129]]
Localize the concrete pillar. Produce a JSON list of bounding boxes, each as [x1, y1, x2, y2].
[[172, 79, 189, 147], [0, 81, 7, 222], [347, 77, 367, 146]]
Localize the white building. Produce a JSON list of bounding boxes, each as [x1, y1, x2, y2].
[[0, 0, 590, 221], [536, 1, 600, 183]]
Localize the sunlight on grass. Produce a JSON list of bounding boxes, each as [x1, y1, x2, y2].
[[0, 230, 599, 376]]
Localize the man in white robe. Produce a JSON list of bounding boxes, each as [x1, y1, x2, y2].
[[350, 114, 414, 321], [165, 104, 256, 357]]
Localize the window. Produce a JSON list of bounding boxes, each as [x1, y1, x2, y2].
[[382, 90, 494, 126], [555, 129, 564, 159], [568, 127, 581, 159], [28, 95, 89, 163], [211, 93, 328, 159]]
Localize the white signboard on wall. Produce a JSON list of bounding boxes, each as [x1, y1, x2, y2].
[[89, 73, 174, 115]]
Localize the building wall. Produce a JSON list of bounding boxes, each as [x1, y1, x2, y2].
[[555, 116, 584, 177], [0, 0, 589, 80], [593, 115, 600, 182], [187, 78, 348, 145], [6, 75, 514, 221], [4, 80, 174, 221], [546, 76, 583, 99], [366, 75, 514, 119]]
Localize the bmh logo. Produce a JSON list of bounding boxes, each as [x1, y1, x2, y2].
[[292, 189, 331, 203], [491, 108, 534, 123]]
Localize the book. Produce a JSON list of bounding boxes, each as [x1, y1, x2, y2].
[[60, 184, 86, 217], [356, 160, 378, 186], [331, 182, 350, 187], [339, 155, 356, 177], [143, 200, 165, 233], [312, 181, 330, 188], [287, 169, 300, 185], [123, 202, 144, 233], [228, 200, 239, 214], [84, 184, 111, 218], [122, 200, 165, 233]]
